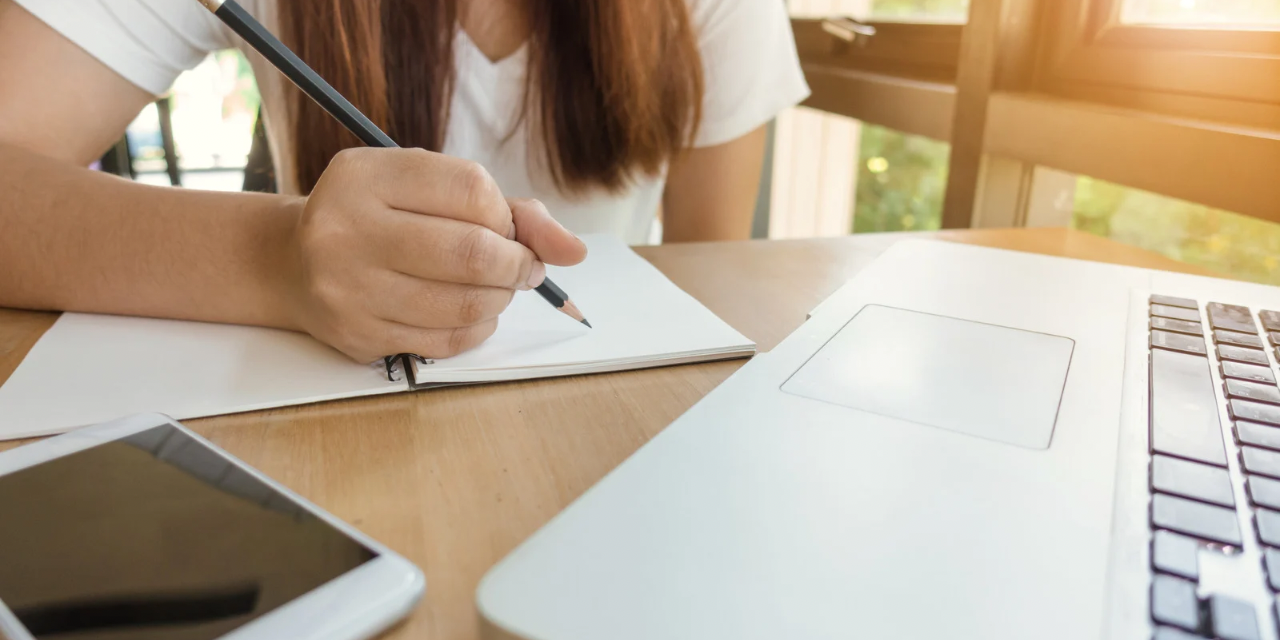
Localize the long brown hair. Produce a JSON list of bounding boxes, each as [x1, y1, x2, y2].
[[281, 0, 704, 196]]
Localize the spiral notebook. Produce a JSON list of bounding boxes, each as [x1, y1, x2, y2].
[[0, 235, 754, 441]]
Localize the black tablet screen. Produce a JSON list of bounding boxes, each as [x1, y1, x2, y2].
[[0, 424, 377, 639]]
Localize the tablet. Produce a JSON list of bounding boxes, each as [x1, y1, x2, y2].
[[0, 413, 424, 640]]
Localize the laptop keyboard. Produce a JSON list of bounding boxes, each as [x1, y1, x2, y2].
[[1148, 294, 1280, 640]]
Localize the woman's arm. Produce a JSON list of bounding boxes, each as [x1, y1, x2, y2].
[[0, 0, 301, 327], [660, 125, 767, 243], [0, 0, 585, 362]]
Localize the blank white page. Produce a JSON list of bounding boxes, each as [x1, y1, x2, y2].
[[0, 315, 403, 440], [412, 235, 755, 384]]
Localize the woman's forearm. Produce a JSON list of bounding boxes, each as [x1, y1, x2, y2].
[[0, 142, 304, 330]]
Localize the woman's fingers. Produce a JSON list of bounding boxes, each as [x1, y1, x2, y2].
[[376, 210, 543, 290], [370, 270, 514, 329], [292, 149, 587, 364], [352, 147, 513, 237], [509, 198, 588, 267], [377, 317, 500, 361]]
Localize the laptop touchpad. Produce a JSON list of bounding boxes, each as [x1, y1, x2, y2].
[[781, 305, 1074, 449]]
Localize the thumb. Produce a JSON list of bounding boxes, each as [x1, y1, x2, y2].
[[509, 198, 587, 267]]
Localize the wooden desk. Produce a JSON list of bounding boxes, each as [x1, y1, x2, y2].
[[0, 228, 1225, 639]]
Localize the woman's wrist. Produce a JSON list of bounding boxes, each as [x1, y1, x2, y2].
[[256, 195, 309, 333]]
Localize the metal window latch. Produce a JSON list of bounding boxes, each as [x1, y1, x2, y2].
[[821, 17, 876, 47]]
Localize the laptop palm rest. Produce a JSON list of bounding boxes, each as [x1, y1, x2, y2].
[[781, 305, 1074, 449]]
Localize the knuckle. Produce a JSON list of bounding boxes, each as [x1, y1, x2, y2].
[[455, 226, 494, 282], [413, 330, 452, 359], [330, 147, 363, 170], [445, 325, 473, 357], [456, 287, 487, 326], [455, 161, 497, 211], [404, 147, 434, 164]]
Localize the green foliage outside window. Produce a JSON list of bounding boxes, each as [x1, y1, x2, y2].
[[1073, 178, 1280, 285], [852, 125, 949, 233], [868, 0, 970, 21]]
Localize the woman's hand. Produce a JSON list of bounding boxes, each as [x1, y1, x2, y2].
[[282, 147, 587, 363]]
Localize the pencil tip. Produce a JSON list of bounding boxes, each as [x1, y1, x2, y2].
[[581, 319, 592, 328]]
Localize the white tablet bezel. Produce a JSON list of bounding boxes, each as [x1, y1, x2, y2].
[[0, 413, 424, 640]]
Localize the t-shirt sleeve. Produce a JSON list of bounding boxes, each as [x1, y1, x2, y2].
[[11, 0, 235, 96], [690, 0, 810, 148]]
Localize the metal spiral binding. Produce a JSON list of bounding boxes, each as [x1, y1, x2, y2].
[[380, 355, 404, 382], [380, 354, 435, 382]]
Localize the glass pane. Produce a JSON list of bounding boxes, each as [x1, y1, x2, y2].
[[788, 0, 969, 23], [126, 50, 261, 191], [867, 0, 970, 22], [854, 124, 950, 232], [767, 107, 950, 238], [1121, 0, 1280, 27], [1073, 177, 1280, 285]]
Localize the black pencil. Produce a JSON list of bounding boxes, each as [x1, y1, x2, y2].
[[197, 0, 592, 333]]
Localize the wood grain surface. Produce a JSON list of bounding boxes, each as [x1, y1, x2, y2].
[[0, 228, 1227, 640]]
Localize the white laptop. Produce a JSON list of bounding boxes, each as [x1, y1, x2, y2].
[[475, 239, 1280, 640]]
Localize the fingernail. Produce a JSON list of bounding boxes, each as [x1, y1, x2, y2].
[[506, 222, 517, 240], [525, 261, 546, 290]]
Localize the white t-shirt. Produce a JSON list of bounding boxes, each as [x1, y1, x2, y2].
[[14, 0, 810, 244]]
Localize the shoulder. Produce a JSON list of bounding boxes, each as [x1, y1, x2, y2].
[[684, 0, 791, 40], [11, 0, 240, 94], [680, 0, 810, 147]]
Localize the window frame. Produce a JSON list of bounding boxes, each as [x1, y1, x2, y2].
[[791, 19, 960, 142], [1036, 0, 1280, 124], [786, 0, 1280, 230]]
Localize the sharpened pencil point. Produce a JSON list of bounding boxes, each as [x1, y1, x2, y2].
[[581, 319, 592, 328]]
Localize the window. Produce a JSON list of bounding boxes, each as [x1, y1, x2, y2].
[[866, 0, 970, 22], [789, 0, 969, 22], [1039, 0, 1280, 131], [854, 123, 950, 232], [127, 50, 260, 191], [1121, 0, 1280, 26], [768, 107, 950, 238], [769, 0, 960, 239], [1072, 177, 1280, 285]]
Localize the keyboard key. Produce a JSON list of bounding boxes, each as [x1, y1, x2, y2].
[[1153, 529, 1200, 580], [1151, 349, 1227, 466], [1152, 574, 1201, 631], [1217, 330, 1264, 348], [1152, 317, 1204, 336], [1153, 295, 1199, 310], [1258, 509, 1280, 546], [1153, 493, 1242, 545], [1270, 332, 1280, 347], [1237, 421, 1280, 451], [1226, 380, 1280, 405], [1208, 303, 1258, 334], [1231, 400, 1280, 426], [1265, 548, 1280, 591], [1152, 455, 1235, 507], [1209, 594, 1260, 640], [1153, 304, 1203, 323], [1152, 330, 1208, 356], [1154, 627, 1203, 640], [1222, 361, 1277, 384], [1242, 447, 1280, 479], [1248, 475, 1280, 510], [1219, 344, 1271, 366], [1260, 310, 1280, 332]]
